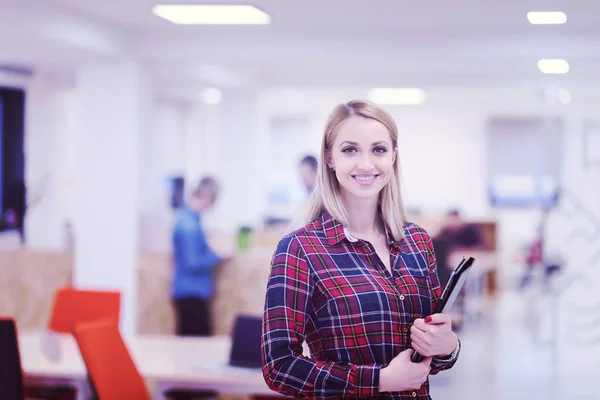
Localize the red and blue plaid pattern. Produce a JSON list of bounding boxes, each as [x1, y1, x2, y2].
[[261, 212, 459, 399]]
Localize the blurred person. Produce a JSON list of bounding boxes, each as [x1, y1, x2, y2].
[[298, 154, 318, 195], [518, 210, 561, 291], [436, 209, 484, 250], [265, 154, 318, 227], [518, 225, 543, 290], [433, 210, 484, 330], [171, 176, 228, 336], [2, 209, 17, 229], [261, 100, 460, 399], [288, 154, 319, 213], [434, 209, 484, 286], [2, 180, 26, 244]]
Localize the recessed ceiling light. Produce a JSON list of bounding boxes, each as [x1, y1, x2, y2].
[[557, 89, 571, 104], [368, 88, 426, 105], [527, 11, 567, 25], [537, 59, 570, 74], [544, 88, 571, 105], [151, 5, 271, 25], [200, 87, 223, 104]]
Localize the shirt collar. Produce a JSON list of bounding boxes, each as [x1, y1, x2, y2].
[[320, 211, 348, 246], [321, 210, 400, 249]]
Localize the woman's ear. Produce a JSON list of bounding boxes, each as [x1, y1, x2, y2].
[[392, 147, 398, 164], [325, 151, 334, 170]]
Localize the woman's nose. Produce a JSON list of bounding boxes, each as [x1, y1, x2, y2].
[[356, 153, 375, 170]]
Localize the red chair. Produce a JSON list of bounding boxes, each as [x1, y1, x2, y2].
[[74, 318, 221, 400], [73, 318, 150, 400], [48, 287, 121, 333], [26, 287, 120, 400]]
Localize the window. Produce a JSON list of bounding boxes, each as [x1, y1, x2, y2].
[[487, 116, 563, 208]]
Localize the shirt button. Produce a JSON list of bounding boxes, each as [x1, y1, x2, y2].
[[403, 327, 408, 333], [399, 295, 405, 300], [412, 391, 417, 397]]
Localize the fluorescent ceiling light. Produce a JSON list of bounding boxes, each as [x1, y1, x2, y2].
[[537, 59, 570, 74], [527, 11, 567, 25], [368, 88, 426, 105], [152, 5, 271, 25]]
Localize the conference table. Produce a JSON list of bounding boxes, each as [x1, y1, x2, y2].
[[19, 331, 277, 399]]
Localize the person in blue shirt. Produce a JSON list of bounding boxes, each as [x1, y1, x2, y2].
[[172, 176, 224, 336]]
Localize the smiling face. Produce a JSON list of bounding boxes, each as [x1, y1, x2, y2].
[[326, 116, 397, 203]]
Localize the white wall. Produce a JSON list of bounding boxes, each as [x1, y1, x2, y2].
[[23, 70, 77, 250], [138, 98, 187, 253], [19, 81, 600, 268], [258, 86, 600, 282], [0, 71, 29, 90], [208, 89, 264, 232], [20, 72, 190, 252]]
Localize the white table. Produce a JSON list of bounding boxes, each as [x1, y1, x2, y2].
[[19, 331, 277, 399]]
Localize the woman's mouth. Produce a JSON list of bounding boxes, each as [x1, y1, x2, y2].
[[351, 174, 380, 186]]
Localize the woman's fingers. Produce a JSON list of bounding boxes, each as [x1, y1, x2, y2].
[[424, 313, 452, 325]]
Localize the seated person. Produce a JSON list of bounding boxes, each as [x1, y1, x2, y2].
[[436, 209, 484, 249], [433, 210, 484, 330]]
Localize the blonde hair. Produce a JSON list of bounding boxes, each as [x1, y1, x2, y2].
[[192, 176, 220, 202], [302, 100, 407, 241]]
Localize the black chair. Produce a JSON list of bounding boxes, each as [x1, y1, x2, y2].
[[0, 317, 77, 400], [229, 314, 263, 368], [0, 317, 25, 400], [432, 238, 451, 288], [229, 315, 281, 400]]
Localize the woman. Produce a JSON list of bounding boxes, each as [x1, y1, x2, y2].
[[261, 100, 460, 399]]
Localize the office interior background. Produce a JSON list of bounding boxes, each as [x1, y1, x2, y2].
[[0, 0, 599, 399]]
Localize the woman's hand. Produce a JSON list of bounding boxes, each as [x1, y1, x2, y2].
[[410, 313, 458, 357], [379, 349, 431, 393]]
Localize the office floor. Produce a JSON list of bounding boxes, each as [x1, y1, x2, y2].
[[429, 289, 599, 400]]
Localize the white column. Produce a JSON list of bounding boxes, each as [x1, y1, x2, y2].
[[73, 62, 151, 336]]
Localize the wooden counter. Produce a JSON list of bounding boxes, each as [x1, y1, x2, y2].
[[0, 220, 497, 334], [0, 251, 73, 330], [0, 247, 275, 337], [137, 246, 275, 336]]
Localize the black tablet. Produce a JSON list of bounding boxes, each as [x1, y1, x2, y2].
[[411, 256, 475, 363]]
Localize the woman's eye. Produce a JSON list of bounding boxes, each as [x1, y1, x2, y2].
[[373, 146, 388, 154], [342, 147, 357, 153]]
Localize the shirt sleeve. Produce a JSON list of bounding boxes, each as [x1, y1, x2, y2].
[[261, 234, 381, 399], [177, 222, 221, 273], [421, 228, 461, 374]]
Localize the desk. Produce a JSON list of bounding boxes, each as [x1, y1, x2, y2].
[[20, 331, 276, 399]]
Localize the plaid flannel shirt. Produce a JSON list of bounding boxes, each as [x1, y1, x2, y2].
[[261, 212, 459, 399]]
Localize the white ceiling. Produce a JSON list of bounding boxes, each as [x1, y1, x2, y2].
[[1, 0, 600, 97]]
